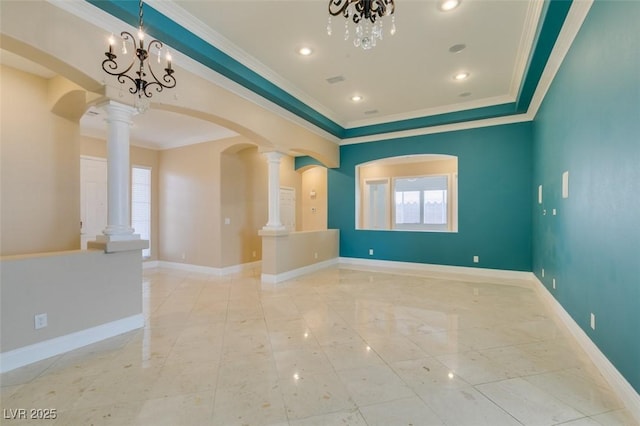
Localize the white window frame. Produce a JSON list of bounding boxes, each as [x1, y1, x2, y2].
[[392, 174, 453, 232], [131, 166, 151, 258]]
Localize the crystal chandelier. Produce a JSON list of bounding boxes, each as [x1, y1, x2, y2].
[[101, 0, 176, 112], [327, 0, 396, 50]]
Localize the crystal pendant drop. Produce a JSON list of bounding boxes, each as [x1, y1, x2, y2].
[[344, 20, 349, 40], [390, 16, 397, 36], [327, 16, 332, 36], [134, 94, 150, 113]]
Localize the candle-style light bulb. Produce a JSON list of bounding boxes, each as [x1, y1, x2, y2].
[[108, 34, 115, 54], [138, 29, 145, 49], [166, 51, 172, 70]]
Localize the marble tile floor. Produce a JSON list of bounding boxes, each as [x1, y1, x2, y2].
[[1, 266, 637, 425]]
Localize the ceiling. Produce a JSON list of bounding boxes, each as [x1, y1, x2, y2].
[[2, 0, 563, 150], [165, 0, 538, 127]]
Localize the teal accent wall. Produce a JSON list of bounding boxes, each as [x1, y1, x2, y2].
[[532, 0, 640, 393], [329, 122, 533, 271], [294, 156, 326, 170]]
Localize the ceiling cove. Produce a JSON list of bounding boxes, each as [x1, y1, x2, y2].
[[86, 0, 572, 141]]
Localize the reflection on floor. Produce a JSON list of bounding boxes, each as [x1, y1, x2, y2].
[[1, 266, 636, 425]]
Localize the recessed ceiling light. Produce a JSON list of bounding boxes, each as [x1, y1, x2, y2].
[[439, 0, 461, 11], [351, 95, 363, 102], [449, 43, 466, 53], [298, 46, 313, 56], [459, 92, 472, 97], [453, 72, 470, 81]]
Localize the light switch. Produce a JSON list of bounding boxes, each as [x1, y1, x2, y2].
[[562, 171, 569, 199]]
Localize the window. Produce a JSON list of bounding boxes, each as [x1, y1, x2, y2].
[[132, 167, 151, 258], [394, 176, 449, 231], [363, 179, 390, 229], [356, 154, 458, 232]]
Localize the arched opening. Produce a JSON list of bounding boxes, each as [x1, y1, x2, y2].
[[356, 154, 458, 232]]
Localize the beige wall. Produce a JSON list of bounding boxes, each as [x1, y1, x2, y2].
[[222, 149, 303, 265], [2, 1, 339, 168], [80, 136, 160, 260], [160, 141, 305, 269], [0, 249, 142, 353], [301, 166, 328, 231], [359, 157, 457, 181], [261, 230, 339, 277], [158, 140, 222, 266], [220, 147, 266, 267], [0, 65, 80, 256]]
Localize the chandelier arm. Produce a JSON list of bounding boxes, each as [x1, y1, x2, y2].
[[101, 32, 140, 95], [328, 0, 356, 17], [144, 40, 177, 96], [370, 0, 387, 19]]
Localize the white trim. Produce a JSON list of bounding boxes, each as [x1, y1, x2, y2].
[[153, 260, 261, 276], [0, 314, 143, 374], [219, 260, 261, 276], [340, 113, 533, 146], [261, 258, 339, 284], [532, 276, 640, 424], [345, 95, 515, 130], [146, 0, 344, 129], [50, 0, 592, 146], [525, 0, 594, 120], [509, 0, 546, 100], [142, 260, 159, 269], [338, 257, 533, 282]]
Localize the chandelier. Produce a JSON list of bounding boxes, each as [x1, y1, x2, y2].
[[101, 0, 176, 112], [327, 0, 396, 50]]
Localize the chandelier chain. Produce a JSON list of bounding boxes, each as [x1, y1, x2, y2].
[[139, 0, 144, 31]]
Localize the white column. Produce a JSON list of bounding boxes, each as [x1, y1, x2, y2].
[[100, 101, 137, 241], [263, 151, 286, 231]]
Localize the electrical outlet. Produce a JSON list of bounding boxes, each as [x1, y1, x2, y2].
[[224, 217, 231, 225], [314, 252, 318, 259], [181, 252, 186, 260], [590, 313, 596, 330], [553, 278, 556, 289], [473, 255, 479, 263], [252, 251, 256, 258], [369, 249, 374, 256], [34, 313, 48, 330]]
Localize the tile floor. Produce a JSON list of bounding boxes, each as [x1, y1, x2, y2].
[[1, 266, 637, 425]]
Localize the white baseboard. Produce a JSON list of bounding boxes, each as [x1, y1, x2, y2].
[[0, 314, 144, 374], [220, 260, 261, 276], [142, 260, 159, 269], [153, 260, 261, 276], [262, 258, 339, 284], [533, 277, 640, 423], [339, 257, 533, 282]]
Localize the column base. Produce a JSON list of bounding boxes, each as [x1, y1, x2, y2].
[[259, 227, 288, 237], [89, 235, 148, 253]]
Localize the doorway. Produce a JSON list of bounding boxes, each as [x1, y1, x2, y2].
[[80, 156, 107, 248]]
